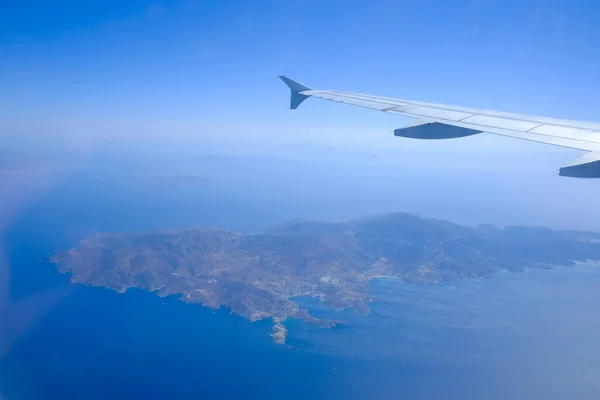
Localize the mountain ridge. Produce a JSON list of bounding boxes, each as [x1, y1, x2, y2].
[[50, 212, 600, 344]]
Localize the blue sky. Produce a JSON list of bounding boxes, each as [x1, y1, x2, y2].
[[1, 0, 599, 146], [3, 0, 600, 230]]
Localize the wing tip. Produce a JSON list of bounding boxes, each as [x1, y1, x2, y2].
[[279, 76, 310, 93], [279, 76, 311, 109]]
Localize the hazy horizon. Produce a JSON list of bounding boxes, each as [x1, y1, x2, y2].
[[3, 0, 600, 232], [3, 2, 600, 399]]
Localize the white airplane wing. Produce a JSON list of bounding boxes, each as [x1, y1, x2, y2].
[[279, 76, 600, 178]]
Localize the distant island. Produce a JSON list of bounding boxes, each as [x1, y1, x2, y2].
[[50, 213, 600, 344]]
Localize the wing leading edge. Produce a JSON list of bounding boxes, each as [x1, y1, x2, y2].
[[279, 76, 600, 178]]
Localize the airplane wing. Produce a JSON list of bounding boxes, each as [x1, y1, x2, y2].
[[279, 76, 600, 178]]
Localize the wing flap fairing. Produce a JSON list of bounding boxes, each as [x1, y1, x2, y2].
[[394, 121, 482, 140]]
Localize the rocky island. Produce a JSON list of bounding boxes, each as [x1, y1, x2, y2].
[[51, 213, 600, 343]]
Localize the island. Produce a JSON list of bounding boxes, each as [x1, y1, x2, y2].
[[50, 212, 600, 343]]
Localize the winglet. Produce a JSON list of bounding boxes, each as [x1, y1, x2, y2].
[[279, 76, 311, 109]]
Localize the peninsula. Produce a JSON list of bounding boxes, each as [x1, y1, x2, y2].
[[51, 213, 600, 343]]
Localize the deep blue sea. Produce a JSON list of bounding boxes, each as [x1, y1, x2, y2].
[[1, 158, 599, 399]]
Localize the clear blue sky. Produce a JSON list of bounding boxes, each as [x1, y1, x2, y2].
[[1, 0, 599, 145], [2, 1, 600, 226]]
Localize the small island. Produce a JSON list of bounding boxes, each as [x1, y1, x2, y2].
[[51, 213, 600, 343]]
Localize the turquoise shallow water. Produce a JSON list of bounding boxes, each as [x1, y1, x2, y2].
[[1, 168, 600, 399]]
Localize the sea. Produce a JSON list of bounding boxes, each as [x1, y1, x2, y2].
[[1, 152, 599, 399]]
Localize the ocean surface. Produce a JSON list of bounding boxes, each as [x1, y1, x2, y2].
[[1, 160, 600, 399]]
